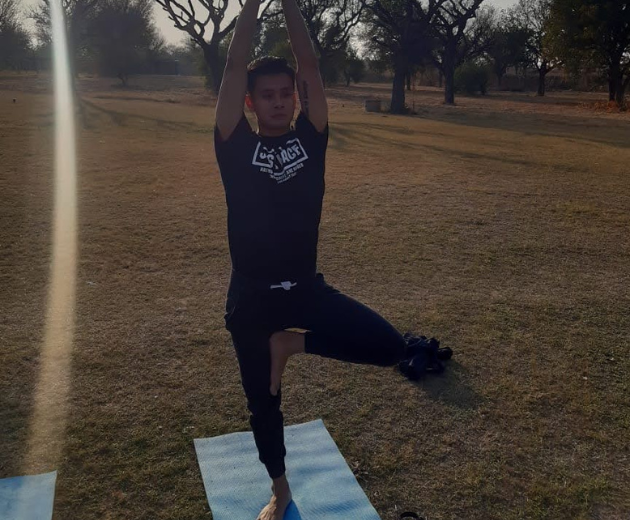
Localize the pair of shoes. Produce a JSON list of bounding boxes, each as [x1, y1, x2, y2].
[[398, 354, 444, 380], [402, 333, 453, 361], [398, 332, 453, 381]]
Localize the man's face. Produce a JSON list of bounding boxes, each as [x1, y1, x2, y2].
[[247, 73, 297, 135]]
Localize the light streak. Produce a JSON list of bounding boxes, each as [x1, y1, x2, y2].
[[22, 0, 77, 475]]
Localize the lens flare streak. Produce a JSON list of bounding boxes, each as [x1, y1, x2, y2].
[[22, 0, 78, 475]]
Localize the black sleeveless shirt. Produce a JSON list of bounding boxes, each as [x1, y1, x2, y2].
[[214, 112, 329, 280]]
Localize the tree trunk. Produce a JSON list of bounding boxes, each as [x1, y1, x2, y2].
[[202, 44, 221, 94], [444, 69, 455, 104], [608, 62, 624, 105], [406, 70, 411, 91], [615, 85, 626, 107], [497, 73, 503, 89], [537, 64, 547, 97], [615, 75, 629, 108], [442, 44, 456, 104], [438, 70, 443, 88], [319, 55, 328, 88], [390, 64, 407, 114], [609, 78, 616, 102]]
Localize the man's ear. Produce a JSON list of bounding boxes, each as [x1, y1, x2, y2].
[[245, 94, 254, 112]]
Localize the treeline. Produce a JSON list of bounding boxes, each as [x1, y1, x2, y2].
[[1, 0, 628, 111]]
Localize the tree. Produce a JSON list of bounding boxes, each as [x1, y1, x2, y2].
[[486, 10, 529, 88], [163, 41, 204, 75], [153, 0, 275, 93], [31, 0, 99, 75], [509, 0, 559, 96], [549, 0, 630, 107], [429, 0, 494, 104], [361, 0, 435, 113], [341, 45, 365, 86], [88, 0, 164, 86], [254, 16, 294, 63], [0, 0, 32, 70], [291, 0, 364, 86]]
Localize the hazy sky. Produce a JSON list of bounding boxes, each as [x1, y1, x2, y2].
[[22, 0, 519, 46]]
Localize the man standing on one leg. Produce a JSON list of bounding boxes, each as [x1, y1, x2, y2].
[[213, 0, 408, 518]]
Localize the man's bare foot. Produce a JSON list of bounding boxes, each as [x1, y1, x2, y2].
[[269, 331, 305, 396], [256, 474, 293, 520]]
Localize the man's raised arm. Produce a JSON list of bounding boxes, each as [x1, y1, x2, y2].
[[215, 0, 261, 141], [281, 0, 328, 132]]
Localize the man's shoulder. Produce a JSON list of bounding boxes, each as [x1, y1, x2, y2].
[[294, 111, 329, 147], [214, 113, 255, 150]]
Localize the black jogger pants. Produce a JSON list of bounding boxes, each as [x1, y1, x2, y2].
[[224, 269, 407, 479]]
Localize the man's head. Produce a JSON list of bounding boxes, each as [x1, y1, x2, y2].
[[246, 56, 297, 135]]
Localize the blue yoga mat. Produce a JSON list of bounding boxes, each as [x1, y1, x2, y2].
[[0, 471, 57, 520], [194, 419, 381, 520]]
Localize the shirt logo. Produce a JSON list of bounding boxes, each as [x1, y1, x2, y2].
[[252, 138, 309, 184]]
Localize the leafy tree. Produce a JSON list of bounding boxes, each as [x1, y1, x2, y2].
[[361, 0, 434, 113], [88, 0, 164, 86], [341, 46, 365, 86], [509, 0, 559, 96], [161, 41, 203, 75], [429, 1, 494, 104], [0, 0, 32, 70], [549, 0, 630, 107], [362, 0, 493, 109], [486, 10, 530, 88], [31, 0, 99, 75], [254, 16, 294, 63], [455, 60, 489, 94]]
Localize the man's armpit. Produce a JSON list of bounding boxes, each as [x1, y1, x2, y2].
[[301, 79, 310, 118]]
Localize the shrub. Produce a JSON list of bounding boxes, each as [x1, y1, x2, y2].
[[455, 62, 490, 95]]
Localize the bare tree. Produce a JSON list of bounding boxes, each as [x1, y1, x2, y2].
[[510, 0, 559, 96], [0, 0, 18, 27], [153, 0, 275, 92]]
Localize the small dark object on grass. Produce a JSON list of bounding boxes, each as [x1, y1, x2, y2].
[[13, 98, 17, 103], [400, 512, 424, 520], [398, 332, 452, 381]]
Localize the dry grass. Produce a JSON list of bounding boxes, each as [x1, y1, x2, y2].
[[1, 72, 629, 520]]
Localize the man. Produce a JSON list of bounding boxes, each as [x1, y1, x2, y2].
[[213, 0, 408, 517]]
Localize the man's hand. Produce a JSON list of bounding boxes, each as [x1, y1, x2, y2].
[[282, 0, 328, 132]]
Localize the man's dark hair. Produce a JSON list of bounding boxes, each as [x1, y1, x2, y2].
[[247, 56, 296, 94]]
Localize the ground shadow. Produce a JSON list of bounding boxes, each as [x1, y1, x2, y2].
[[331, 122, 552, 170], [78, 97, 208, 134], [413, 361, 483, 410], [416, 106, 630, 150]]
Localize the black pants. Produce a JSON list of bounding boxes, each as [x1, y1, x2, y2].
[[224, 269, 407, 479]]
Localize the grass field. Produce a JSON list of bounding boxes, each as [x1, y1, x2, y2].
[[1, 73, 629, 520]]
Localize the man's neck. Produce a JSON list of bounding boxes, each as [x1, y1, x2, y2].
[[257, 124, 291, 137]]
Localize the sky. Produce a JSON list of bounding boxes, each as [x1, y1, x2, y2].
[[21, 0, 519, 46]]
